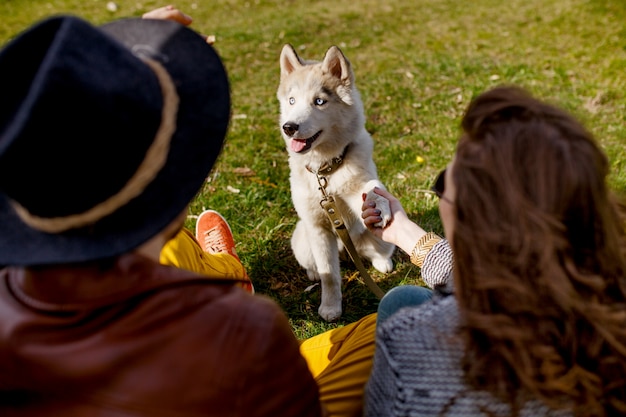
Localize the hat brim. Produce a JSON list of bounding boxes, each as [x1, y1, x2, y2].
[[0, 18, 230, 266]]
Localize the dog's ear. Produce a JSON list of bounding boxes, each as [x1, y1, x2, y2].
[[280, 44, 303, 78], [322, 46, 354, 105]]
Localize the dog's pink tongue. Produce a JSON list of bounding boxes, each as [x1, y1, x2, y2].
[[291, 139, 307, 153]]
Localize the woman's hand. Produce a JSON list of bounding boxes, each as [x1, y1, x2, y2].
[[362, 187, 429, 256], [361, 188, 404, 242]]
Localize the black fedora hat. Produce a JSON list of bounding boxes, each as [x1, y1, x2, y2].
[[0, 15, 230, 265]]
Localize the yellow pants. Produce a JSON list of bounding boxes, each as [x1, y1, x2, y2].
[[160, 228, 254, 293], [299, 313, 376, 417], [160, 228, 376, 417]]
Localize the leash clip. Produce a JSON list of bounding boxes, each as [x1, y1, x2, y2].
[[316, 174, 331, 201]]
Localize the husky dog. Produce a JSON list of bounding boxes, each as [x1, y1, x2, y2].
[[277, 44, 395, 321]]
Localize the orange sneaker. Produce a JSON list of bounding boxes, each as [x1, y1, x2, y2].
[[195, 210, 254, 294], [195, 210, 241, 261]]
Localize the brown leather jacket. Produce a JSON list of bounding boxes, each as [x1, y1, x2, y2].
[[0, 253, 323, 416]]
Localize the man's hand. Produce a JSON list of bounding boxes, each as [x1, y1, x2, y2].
[[143, 5, 192, 26]]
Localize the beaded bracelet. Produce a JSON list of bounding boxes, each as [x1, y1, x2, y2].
[[409, 232, 442, 268]]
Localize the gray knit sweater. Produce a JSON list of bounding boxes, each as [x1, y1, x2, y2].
[[364, 240, 570, 417]]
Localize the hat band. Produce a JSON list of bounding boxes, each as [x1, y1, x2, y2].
[[12, 58, 179, 233]]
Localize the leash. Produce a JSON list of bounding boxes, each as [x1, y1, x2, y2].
[[315, 172, 386, 300]]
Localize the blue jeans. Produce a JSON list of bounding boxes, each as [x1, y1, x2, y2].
[[377, 285, 433, 326]]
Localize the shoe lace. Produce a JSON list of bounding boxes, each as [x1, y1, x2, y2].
[[203, 227, 229, 254]]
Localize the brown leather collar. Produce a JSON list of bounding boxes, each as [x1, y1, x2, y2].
[[306, 144, 350, 175]]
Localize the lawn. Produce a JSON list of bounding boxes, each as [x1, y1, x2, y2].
[[3, 0, 626, 338]]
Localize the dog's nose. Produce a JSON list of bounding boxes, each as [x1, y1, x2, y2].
[[283, 122, 298, 137]]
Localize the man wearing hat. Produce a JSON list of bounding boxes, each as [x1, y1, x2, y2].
[[0, 13, 324, 416]]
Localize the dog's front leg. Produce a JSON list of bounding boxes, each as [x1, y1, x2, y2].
[[292, 222, 343, 321], [309, 228, 342, 322], [318, 268, 342, 322], [315, 233, 342, 322]]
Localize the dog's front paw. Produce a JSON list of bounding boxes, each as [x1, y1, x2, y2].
[[364, 189, 391, 228], [372, 257, 393, 274], [318, 304, 342, 322]]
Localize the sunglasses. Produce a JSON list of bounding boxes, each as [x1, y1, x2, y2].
[[431, 169, 453, 204]]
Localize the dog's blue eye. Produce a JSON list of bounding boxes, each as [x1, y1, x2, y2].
[[314, 98, 326, 106], [289, 97, 295, 105]]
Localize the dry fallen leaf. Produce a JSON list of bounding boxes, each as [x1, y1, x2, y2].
[[226, 185, 240, 194], [233, 167, 256, 176]]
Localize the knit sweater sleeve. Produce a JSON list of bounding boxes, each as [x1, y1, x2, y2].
[[421, 239, 454, 293]]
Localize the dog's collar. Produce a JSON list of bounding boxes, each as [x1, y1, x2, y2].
[[306, 145, 350, 175]]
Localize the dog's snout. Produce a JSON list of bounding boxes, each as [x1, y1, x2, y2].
[[283, 122, 299, 137]]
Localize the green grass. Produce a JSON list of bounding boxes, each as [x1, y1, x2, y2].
[[3, 0, 626, 338]]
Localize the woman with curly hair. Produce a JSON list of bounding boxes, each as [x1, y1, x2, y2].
[[362, 85, 626, 416]]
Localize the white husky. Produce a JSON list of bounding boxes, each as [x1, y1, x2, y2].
[[277, 44, 395, 321]]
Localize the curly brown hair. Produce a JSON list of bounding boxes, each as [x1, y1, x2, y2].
[[451, 86, 626, 416]]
